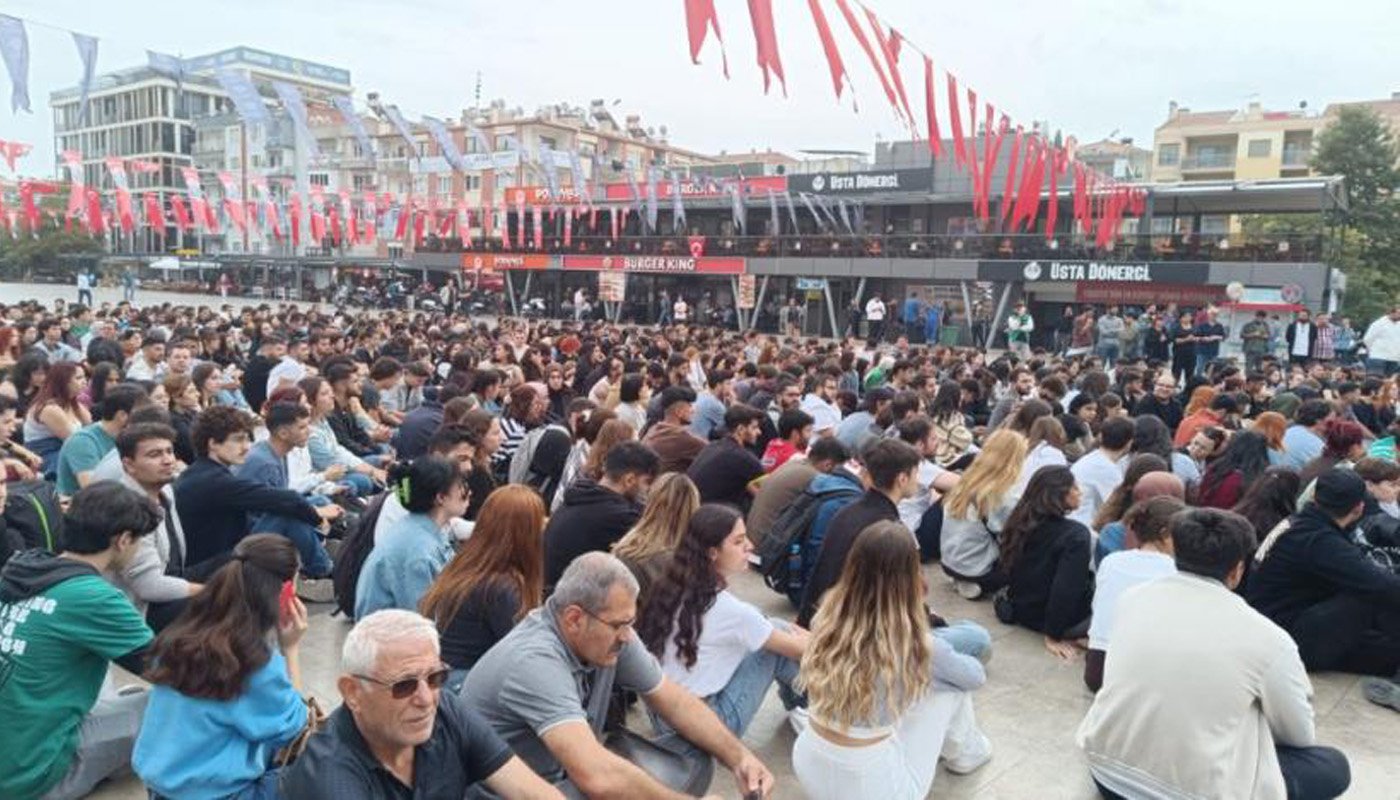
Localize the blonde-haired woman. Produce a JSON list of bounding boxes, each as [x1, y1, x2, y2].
[[940, 428, 1027, 599], [611, 473, 700, 608], [794, 522, 991, 799]]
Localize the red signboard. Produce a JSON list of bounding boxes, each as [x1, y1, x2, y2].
[[460, 253, 550, 271], [562, 254, 746, 275], [1075, 281, 1226, 307], [601, 175, 786, 202], [502, 186, 582, 206]]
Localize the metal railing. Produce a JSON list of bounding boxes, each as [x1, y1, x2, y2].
[[416, 232, 1324, 264], [1180, 153, 1237, 170]]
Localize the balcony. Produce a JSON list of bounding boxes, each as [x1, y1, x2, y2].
[[1180, 153, 1237, 172], [1281, 148, 1311, 168], [418, 231, 1323, 265]]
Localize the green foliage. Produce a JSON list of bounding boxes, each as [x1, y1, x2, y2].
[[1311, 106, 1400, 321], [0, 228, 103, 280]]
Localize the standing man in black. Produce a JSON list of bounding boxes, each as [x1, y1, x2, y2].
[[797, 438, 922, 627]]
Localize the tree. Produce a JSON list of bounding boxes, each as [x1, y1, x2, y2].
[[0, 228, 103, 281], [1311, 105, 1400, 321]]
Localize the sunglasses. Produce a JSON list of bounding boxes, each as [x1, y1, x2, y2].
[[354, 666, 450, 699]]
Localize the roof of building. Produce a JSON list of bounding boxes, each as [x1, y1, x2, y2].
[[707, 150, 800, 166]]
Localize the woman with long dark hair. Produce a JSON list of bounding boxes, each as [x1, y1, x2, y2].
[[996, 465, 1094, 659], [1197, 431, 1272, 509], [164, 373, 202, 464], [24, 361, 90, 477], [637, 503, 808, 737], [134, 534, 309, 799], [794, 522, 991, 799], [420, 485, 545, 688], [460, 408, 503, 520], [1231, 467, 1302, 541]]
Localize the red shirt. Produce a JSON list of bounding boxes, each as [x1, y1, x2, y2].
[[761, 439, 799, 473]]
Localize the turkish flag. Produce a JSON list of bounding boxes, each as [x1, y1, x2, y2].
[[684, 0, 729, 77], [947, 73, 966, 168], [170, 196, 192, 230], [923, 57, 942, 158], [807, 0, 849, 105], [144, 193, 165, 234]]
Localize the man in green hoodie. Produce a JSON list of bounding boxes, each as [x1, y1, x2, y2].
[[0, 482, 160, 800]]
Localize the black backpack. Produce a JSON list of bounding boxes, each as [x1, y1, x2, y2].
[[331, 492, 389, 619], [756, 481, 863, 600], [1, 480, 65, 567]]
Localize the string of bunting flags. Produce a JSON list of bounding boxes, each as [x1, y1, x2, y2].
[[682, 0, 1147, 248]]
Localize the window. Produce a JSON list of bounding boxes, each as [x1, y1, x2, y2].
[[1200, 215, 1230, 235], [437, 176, 452, 194], [1247, 139, 1271, 158], [1157, 144, 1180, 166], [309, 173, 330, 187], [465, 175, 481, 191], [539, 136, 557, 152], [352, 174, 374, 191]]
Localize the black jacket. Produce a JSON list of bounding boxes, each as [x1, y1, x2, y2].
[[241, 354, 277, 413], [174, 457, 322, 566], [1132, 394, 1184, 433], [543, 479, 642, 592], [1244, 504, 1400, 630], [1007, 517, 1094, 639], [798, 490, 900, 627], [328, 405, 377, 458]]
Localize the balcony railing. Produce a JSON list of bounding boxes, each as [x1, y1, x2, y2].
[[418, 232, 1324, 264], [1180, 153, 1237, 171]]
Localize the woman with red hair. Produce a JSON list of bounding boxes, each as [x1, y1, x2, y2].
[[22, 362, 91, 478]]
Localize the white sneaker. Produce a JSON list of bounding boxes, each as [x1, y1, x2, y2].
[[787, 706, 811, 735], [296, 576, 336, 604], [953, 580, 984, 600], [942, 732, 993, 774]]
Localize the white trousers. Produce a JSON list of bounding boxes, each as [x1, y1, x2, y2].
[[792, 689, 988, 800]]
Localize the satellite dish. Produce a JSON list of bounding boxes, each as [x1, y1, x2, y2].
[[1225, 281, 1245, 301]]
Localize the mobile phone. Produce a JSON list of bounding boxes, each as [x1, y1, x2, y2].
[[279, 580, 296, 622]]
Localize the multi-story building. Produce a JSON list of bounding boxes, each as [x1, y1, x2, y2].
[[1152, 93, 1400, 185], [49, 47, 351, 254], [1076, 138, 1153, 182]]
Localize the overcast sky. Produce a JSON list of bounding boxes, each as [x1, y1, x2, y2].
[[1, 0, 1396, 177]]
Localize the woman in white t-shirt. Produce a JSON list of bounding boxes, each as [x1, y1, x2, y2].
[[1085, 496, 1182, 692], [637, 503, 810, 736]]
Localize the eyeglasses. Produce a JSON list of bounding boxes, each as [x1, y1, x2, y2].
[[581, 606, 634, 633], [354, 666, 451, 699]]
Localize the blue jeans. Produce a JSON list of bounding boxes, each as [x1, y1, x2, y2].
[[249, 512, 332, 577], [150, 769, 281, 800], [1367, 358, 1400, 377], [934, 620, 992, 661], [339, 472, 376, 497], [1096, 341, 1120, 367], [652, 618, 802, 742]]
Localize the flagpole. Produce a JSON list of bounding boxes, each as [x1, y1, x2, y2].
[[240, 123, 250, 253]]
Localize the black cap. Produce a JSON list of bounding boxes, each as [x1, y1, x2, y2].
[[1314, 469, 1366, 516]]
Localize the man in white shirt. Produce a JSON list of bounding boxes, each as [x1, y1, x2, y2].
[[1077, 508, 1350, 800], [894, 416, 960, 545], [124, 332, 167, 382], [673, 295, 690, 323], [799, 371, 842, 437], [865, 294, 887, 342], [1364, 306, 1400, 376], [1069, 416, 1134, 530], [266, 337, 311, 399]]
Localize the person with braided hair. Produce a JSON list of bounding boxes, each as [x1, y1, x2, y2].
[[354, 456, 470, 619]]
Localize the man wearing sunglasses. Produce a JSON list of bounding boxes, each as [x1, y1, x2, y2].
[[280, 609, 560, 799], [463, 552, 773, 799]]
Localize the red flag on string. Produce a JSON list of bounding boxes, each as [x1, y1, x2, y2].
[[745, 0, 786, 96], [328, 207, 342, 246], [684, 0, 729, 77], [1045, 148, 1064, 241], [1000, 127, 1023, 225], [923, 57, 942, 158], [437, 211, 453, 239], [863, 10, 916, 131], [143, 193, 165, 232], [289, 194, 302, 247], [977, 111, 1007, 223], [393, 204, 408, 241], [1011, 136, 1042, 230], [833, 0, 898, 117], [1022, 147, 1049, 233], [413, 208, 426, 247], [170, 195, 192, 230], [946, 73, 966, 168], [806, 0, 850, 105], [532, 207, 544, 250], [85, 189, 106, 235], [311, 207, 326, 243], [19, 180, 39, 233]]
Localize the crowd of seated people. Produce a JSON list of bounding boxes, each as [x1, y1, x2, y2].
[[5, 291, 1400, 800]]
